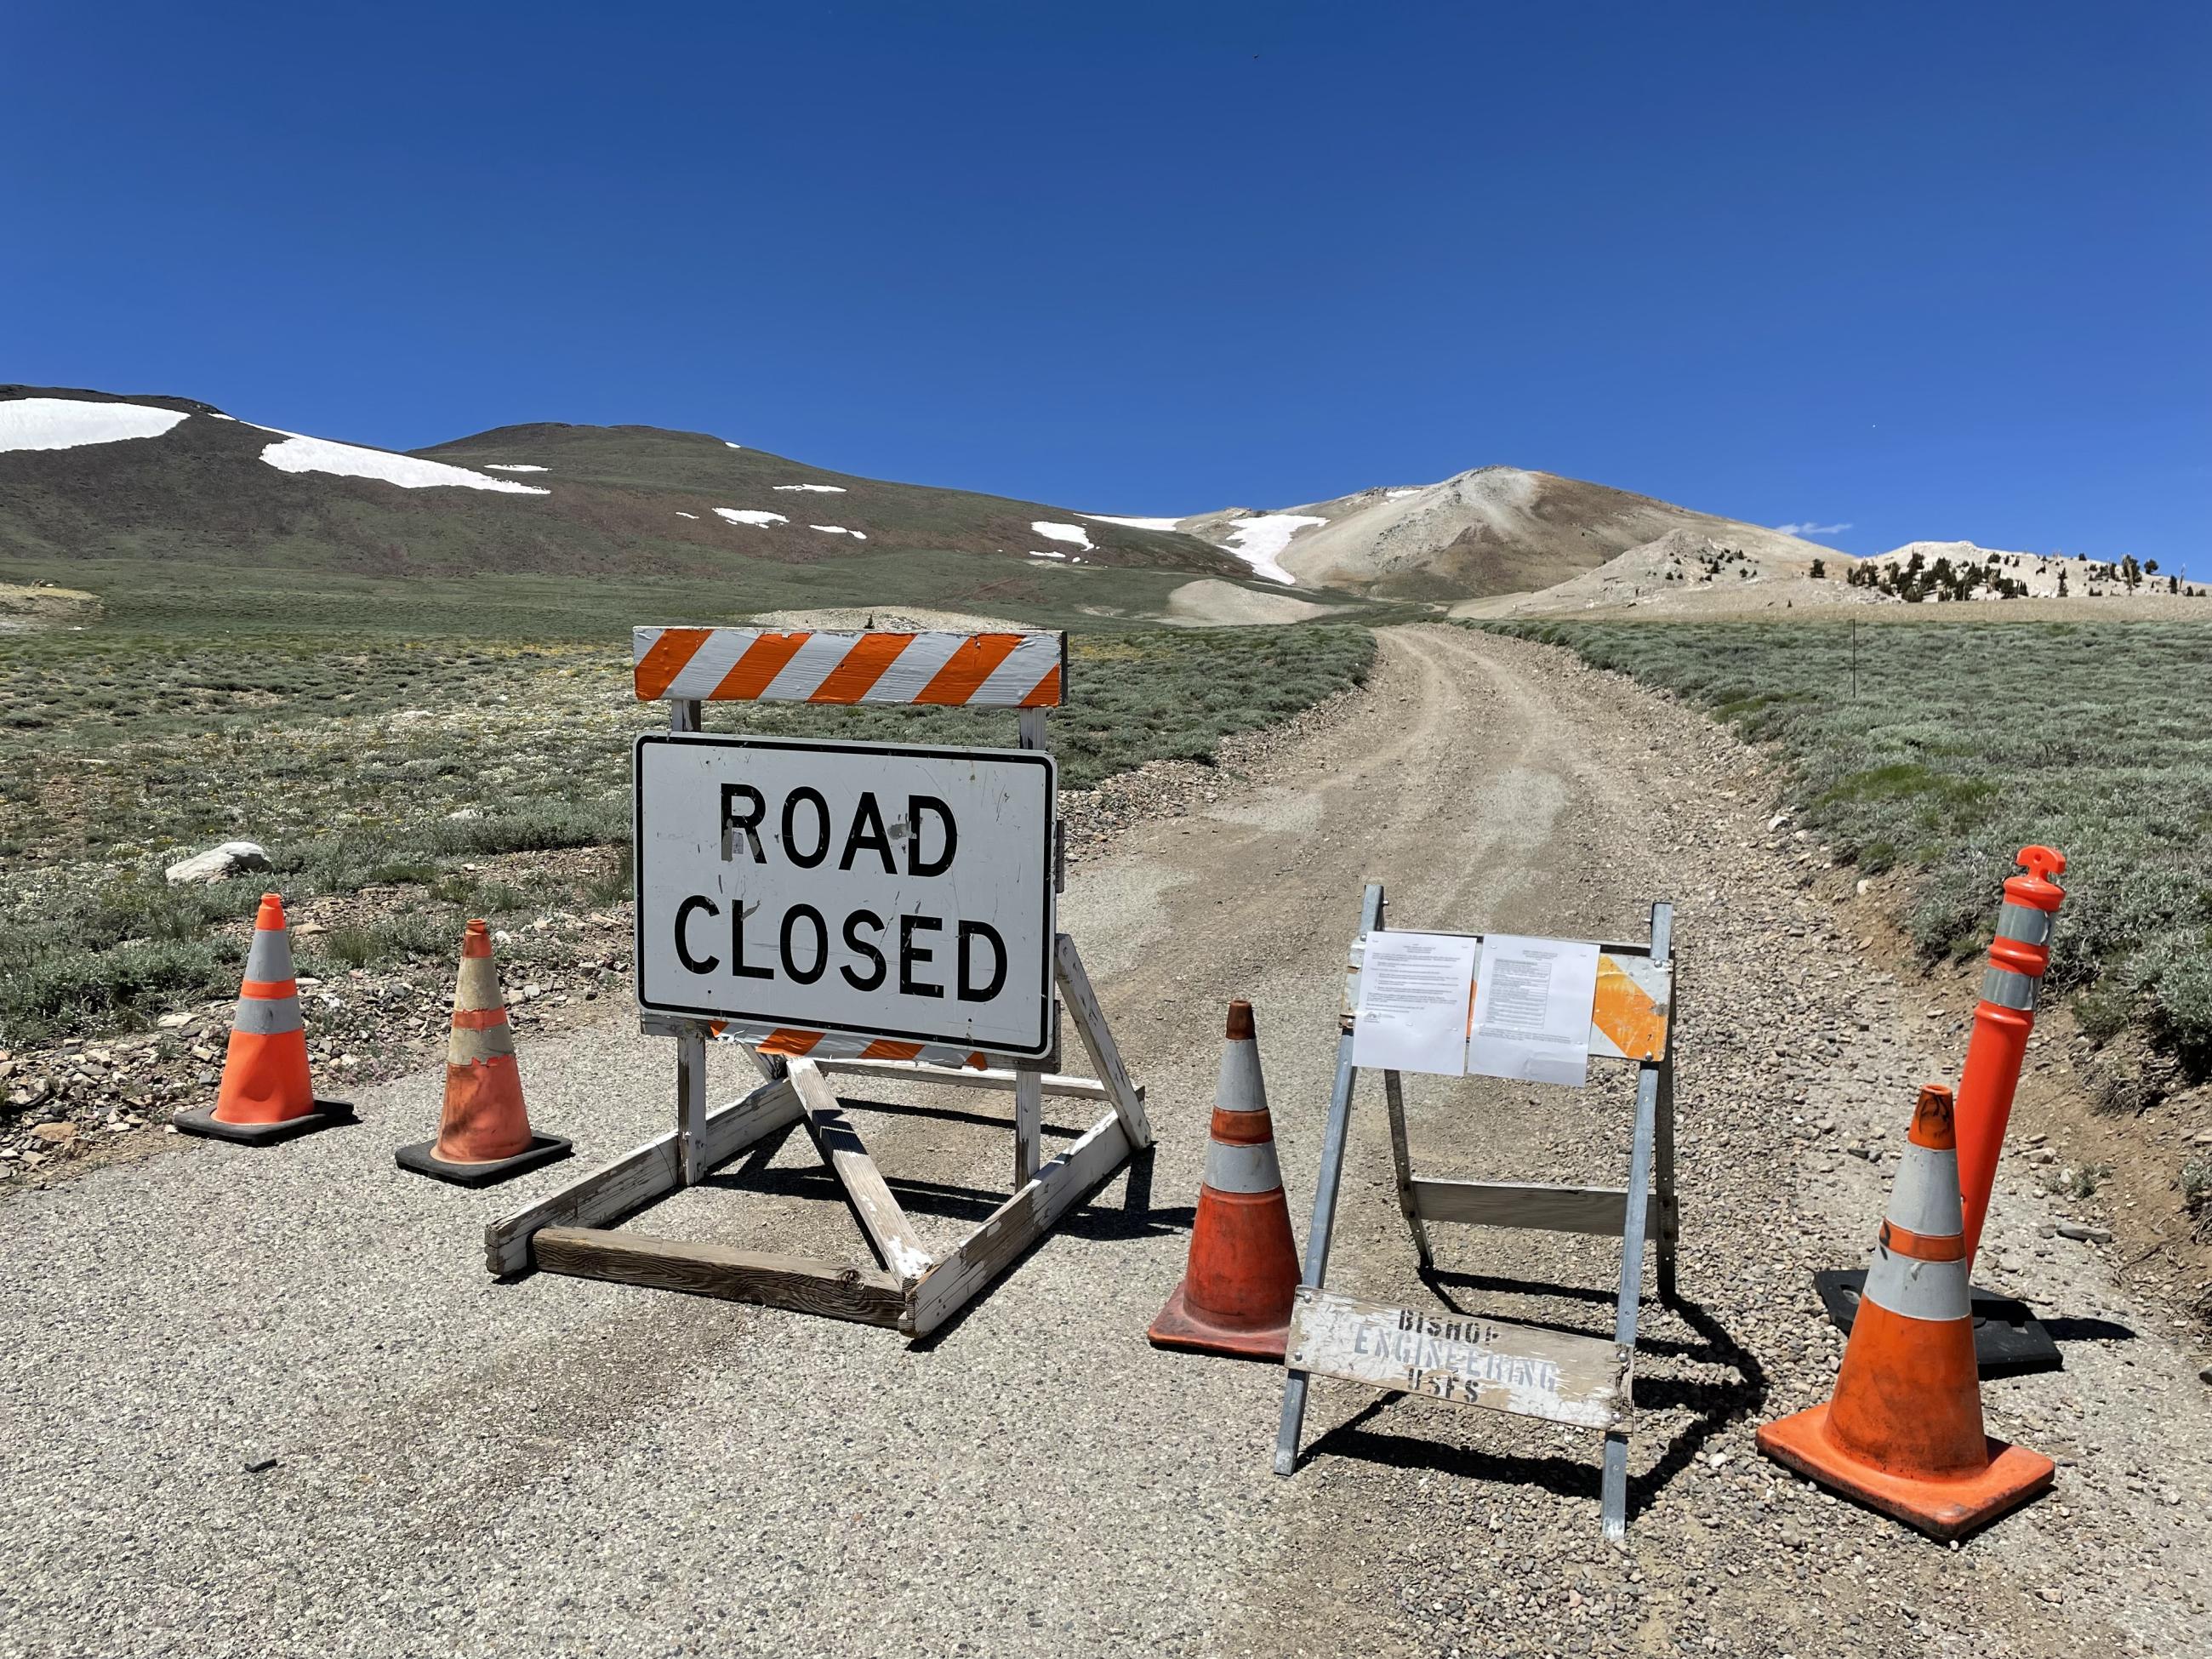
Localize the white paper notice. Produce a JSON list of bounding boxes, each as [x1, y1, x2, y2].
[[1466, 934, 1601, 1087], [1351, 931, 1479, 1076]]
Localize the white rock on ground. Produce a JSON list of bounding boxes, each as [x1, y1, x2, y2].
[[162, 841, 271, 885]]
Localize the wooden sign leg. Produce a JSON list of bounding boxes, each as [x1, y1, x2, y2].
[[1055, 932, 1152, 1149], [1014, 1063, 1043, 1187], [676, 1024, 709, 1187], [1274, 881, 1386, 1477], [1600, 1061, 1661, 1541]]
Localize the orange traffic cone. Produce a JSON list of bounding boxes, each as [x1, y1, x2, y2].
[[396, 920, 570, 1187], [1758, 1084, 2054, 1541], [175, 893, 353, 1145], [1149, 999, 1302, 1361]]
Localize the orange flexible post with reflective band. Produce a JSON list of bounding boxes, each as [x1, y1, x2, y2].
[[1757, 1085, 2053, 1541], [1149, 999, 1303, 1361], [1954, 846, 2066, 1264]]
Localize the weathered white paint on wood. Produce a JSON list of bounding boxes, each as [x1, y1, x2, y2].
[[788, 1059, 936, 1283], [483, 1077, 801, 1274], [534, 1229, 906, 1326], [1055, 932, 1153, 1148], [1284, 1287, 1630, 1430], [809, 1057, 1113, 1101], [905, 1112, 1133, 1337]]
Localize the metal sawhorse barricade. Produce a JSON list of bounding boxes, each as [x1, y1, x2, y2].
[[1273, 882, 1679, 1539]]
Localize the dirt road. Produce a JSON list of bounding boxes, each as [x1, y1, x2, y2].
[[4, 626, 2206, 1657]]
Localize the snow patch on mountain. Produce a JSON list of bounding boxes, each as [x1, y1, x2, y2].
[[258, 432, 550, 493], [0, 397, 191, 453], [1222, 514, 1326, 585], [715, 508, 789, 527], [1030, 521, 1093, 550], [775, 483, 846, 493], [483, 464, 547, 473], [1081, 513, 1184, 532]]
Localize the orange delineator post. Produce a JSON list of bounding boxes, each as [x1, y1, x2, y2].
[[1757, 1084, 2053, 1541], [1953, 846, 2066, 1265]]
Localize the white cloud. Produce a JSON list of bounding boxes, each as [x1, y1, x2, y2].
[[1776, 520, 1852, 538]]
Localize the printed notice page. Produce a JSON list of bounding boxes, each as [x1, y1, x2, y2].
[[1466, 934, 1601, 1087], [1351, 931, 1479, 1076]]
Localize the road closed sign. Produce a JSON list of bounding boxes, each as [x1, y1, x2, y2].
[[634, 733, 1057, 1057]]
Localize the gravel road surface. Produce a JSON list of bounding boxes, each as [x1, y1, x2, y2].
[[4, 626, 2207, 1657]]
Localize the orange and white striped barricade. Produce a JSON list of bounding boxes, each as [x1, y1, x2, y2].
[[1272, 882, 1679, 1542], [485, 626, 1153, 1339]]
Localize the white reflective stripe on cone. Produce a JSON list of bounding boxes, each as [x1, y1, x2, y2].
[[1994, 903, 2055, 948], [231, 994, 304, 1035], [1884, 1146, 1964, 1238], [449, 1021, 516, 1064], [1861, 1238, 1971, 1322], [1204, 1137, 1284, 1194], [1980, 964, 2039, 1010], [243, 927, 294, 983], [454, 955, 502, 1012], [1215, 1043, 1268, 1114]]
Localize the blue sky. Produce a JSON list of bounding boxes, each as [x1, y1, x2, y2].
[[4, 3, 2204, 573]]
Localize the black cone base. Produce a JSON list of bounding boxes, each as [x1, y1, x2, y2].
[[396, 1133, 572, 1189], [1815, 1268, 2061, 1377], [173, 1100, 356, 1146]]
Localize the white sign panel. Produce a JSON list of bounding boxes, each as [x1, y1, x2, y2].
[[1350, 931, 1479, 1076], [1466, 933, 1600, 1087], [635, 733, 1056, 1057]]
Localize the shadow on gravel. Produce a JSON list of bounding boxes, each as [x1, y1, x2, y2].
[[905, 1144, 1174, 1351], [1300, 1274, 1765, 1528], [685, 1127, 1177, 1351], [2039, 1314, 2137, 1346]]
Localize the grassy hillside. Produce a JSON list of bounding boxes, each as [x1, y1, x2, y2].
[[0, 581, 1375, 1046], [0, 385, 1245, 584], [1483, 617, 2212, 1070]]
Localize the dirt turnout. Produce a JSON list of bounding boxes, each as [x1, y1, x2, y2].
[[3, 627, 2204, 1656]]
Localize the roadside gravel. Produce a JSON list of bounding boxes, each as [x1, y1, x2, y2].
[[2, 626, 2204, 1657]]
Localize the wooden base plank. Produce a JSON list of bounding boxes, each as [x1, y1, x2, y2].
[[1411, 1177, 1653, 1238], [1286, 1287, 1630, 1430], [482, 1076, 801, 1275], [534, 1228, 905, 1327], [906, 1109, 1134, 1337], [788, 1060, 935, 1283], [808, 1058, 1117, 1102]]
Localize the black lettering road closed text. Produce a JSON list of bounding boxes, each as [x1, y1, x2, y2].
[[638, 735, 1055, 1056]]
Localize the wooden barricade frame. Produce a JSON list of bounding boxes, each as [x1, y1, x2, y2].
[[1272, 881, 1679, 1539], [485, 625, 1154, 1339]]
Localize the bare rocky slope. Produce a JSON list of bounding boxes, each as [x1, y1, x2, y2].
[[1177, 466, 1848, 601]]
